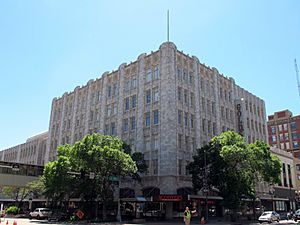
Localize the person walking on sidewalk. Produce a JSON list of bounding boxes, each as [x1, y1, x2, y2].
[[184, 207, 196, 225]]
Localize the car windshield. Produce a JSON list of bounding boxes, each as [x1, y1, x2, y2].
[[262, 212, 271, 216]]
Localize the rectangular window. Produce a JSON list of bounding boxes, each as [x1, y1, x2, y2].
[[153, 110, 159, 125], [278, 125, 283, 132], [178, 110, 182, 125], [125, 97, 129, 111], [183, 69, 188, 82], [286, 142, 290, 149], [112, 103, 117, 115], [146, 69, 152, 82], [271, 126, 276, 134], [178, 133, 182, 149], [111, 122, 116, 135], [123, 119, 128, 132], [177, 67, 182, 79], [272, 135, 277, 142], [213, 122, 216, 135], [145, 112, 151, 127], [131, 95, 137, 108], [124, 80, 130, 92], [189, 72, 194, 85], [130, 116, 136, 130], [279, 134, 284, 141], [154, 136, 159, 150], [106, 105, 111, 116], [190, 92, 194, 107], [190, 114, 194, 128], [285, 133, 289, 140], [291, 122, 297, 130], [131, 77, 137, 89], [202, 119, 206, 133], [184, 112, 188, 127], [293, 141, 299, 148], [185, 136, 189, 151], [283, 124, 288, 131], [292, 133, 299, 140], [178, 87, 182, 101], [153, 65, 160, 80], [145, 89, 151, 104], [184, 89, 188, 104], [153, 88, 159, 102], [107, 85, 112, 97], [112, 83, 118, 96]]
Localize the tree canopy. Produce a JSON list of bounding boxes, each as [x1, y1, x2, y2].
[[42, 133, 144, 218], [187, 131, 281, 215]]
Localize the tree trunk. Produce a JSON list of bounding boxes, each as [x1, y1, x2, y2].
[[102, 201, 107, 221]]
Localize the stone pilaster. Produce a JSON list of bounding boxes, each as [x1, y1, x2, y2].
[[136, 55, 146, 153], [84, 80, 94, 135], [70, 87, 80, 144], [116, 64, 126, 138]]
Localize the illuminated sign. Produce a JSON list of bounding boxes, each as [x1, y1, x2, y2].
[[158, 195, 183, 201]]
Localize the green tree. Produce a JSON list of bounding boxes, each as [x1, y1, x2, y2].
[[2, 178, 45, 210], [42, 133, 139, 220], [187, 131, 281, 221]]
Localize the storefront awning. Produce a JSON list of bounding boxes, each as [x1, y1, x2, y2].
[[260, 196, 289, 201], [188, 195, 223, 200], [121, 197, 147, 202]]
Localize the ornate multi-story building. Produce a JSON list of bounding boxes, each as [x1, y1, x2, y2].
[[267, 110, 300, 157], [44, 42, 267, 198], [0, 132, 48, 166]]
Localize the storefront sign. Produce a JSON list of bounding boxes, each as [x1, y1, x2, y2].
[[198, 200, 216, 205], [158, 195, 183, 201]]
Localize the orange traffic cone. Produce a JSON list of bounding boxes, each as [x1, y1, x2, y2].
[[13, 221, 16, 225], [6, 221, 8, 225]]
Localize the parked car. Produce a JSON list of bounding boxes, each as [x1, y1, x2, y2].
[[293, 209, 300, 221], [258, 211, 280, 223], [48, 211, 69, 221], [29, 208, 52, 220]]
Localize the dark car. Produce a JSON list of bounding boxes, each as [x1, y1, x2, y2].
[[48, 211, 69, 221], [293, 209, 300, 221]]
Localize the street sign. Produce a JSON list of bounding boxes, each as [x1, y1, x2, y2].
[[109, 176, 119, 182], [76, 210, 84, 219], [89, 172, 95, 179]]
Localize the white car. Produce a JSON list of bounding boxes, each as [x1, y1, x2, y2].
[[29, 208, 52, 220], [258, 211, 280, 223]]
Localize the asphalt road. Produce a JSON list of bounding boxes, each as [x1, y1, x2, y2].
[[1, 218, 300, 225]]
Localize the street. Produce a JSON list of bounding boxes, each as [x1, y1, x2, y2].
[[1, 218, 300, 225]]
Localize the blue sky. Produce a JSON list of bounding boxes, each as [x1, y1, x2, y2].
[[0, 0, 299, 150]]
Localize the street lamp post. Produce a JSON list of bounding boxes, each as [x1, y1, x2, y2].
[[269, 187, 275, 211], [203, 148, 209, 222]]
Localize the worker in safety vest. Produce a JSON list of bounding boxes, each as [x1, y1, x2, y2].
[[184, 207, 196, 225]]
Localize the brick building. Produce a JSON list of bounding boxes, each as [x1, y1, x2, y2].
[[267, 110, 300, 157]]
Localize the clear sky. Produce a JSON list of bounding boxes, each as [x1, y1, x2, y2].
[[0, 0, 299, 150]]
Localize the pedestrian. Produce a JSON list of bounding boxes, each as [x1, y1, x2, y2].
[[184, 207, 192, 225], [183, 207, 196, 225]]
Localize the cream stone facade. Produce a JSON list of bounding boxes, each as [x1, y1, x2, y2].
[[0, 132, 48, 166], [44, 42, 267, 196]]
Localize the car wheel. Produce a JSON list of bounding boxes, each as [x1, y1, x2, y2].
[[29, 215, 32, 220], [36, 215, 40, 220]]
